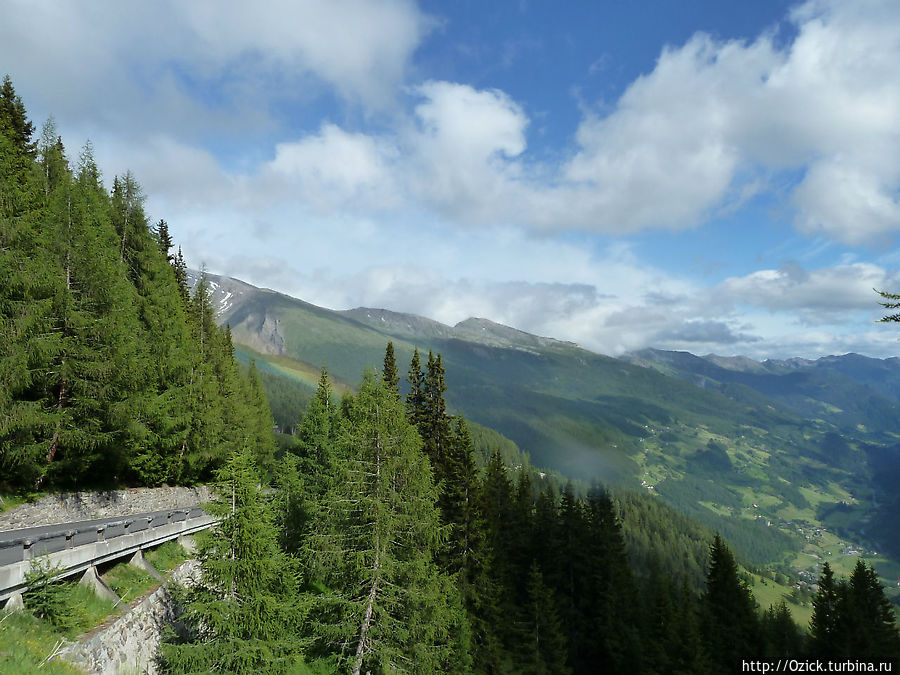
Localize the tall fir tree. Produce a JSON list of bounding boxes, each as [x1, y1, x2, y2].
[[382, 341, 399, 397], [36, 119, 143, 486], [406, 347, 426, 428], [810, 562, 840, 660], [701, 534, 761, 672], [520, 562, 570, 675], [161, 446, 306, 673], [843, 559, 900, 662], [303, 371, 468, 674]]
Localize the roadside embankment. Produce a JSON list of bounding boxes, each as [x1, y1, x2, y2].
[[58, 559, 200, 675], [0, 487, 213, 531]]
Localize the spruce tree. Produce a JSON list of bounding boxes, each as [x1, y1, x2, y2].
[[0, 81, 58, 486], [761, 601, 804, 659], [406, 347, 426, 428], [382, 341, 399, 397], [292, 367, 338, 502], [155, 218, 174, 261], [843, 560, 900, 662], [35, 120, 143, 486], [578, 489, 642, 673], [161, 446, 306, 672], [520, 562, 570, 675], [810, 562, 840, 660], [0, 75, 36, 158], [701, 534, 761, 672], [303, 371, 467, 673], [172, 247, 190, 305]]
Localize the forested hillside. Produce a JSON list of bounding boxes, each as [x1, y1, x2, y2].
[[0, 76, 273, 489], [161, 346, 900, 672]]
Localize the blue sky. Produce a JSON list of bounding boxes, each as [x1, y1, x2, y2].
[[3, 0, 900, 358]]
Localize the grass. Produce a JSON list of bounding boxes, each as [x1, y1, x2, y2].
[[144, 541, 190, 575], [102, 542, 192, 604], [101, 563, 157, 606], [0, 611, 81, 674], [748, 573, 813, 628], [0, 542, 192, 673], [0, 489, 49, 515], [0, 579, 121, 674]]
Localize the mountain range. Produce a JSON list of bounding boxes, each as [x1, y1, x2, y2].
[[192, 271, 900, 588]]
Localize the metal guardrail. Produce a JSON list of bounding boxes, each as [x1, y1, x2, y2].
[[0, 507, 206, 567], [0, 506, 214, 604]]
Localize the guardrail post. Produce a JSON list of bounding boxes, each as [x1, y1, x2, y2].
[[97, 525, 106, 542], [129, 550, 163, 582], [3, 591, 24, 612], [23, 539, 33, 561], [65, 530, 75, 549], [79, 566, 122, 607]]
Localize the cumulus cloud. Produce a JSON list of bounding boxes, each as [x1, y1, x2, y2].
[[265, 124, 399, 210], [718, 262, 900, 323], [0, 0, 431, 133], [223, 0, 900, 243]]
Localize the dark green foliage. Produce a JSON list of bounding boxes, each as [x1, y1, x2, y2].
[[154, 219, 174, 261], [0, 77, 273, 490], [810, 560, 900, 663], [23, 561, 83, 632], [520, 562, 570, 675], [0, 75, 36, 159], [382, 340, 399, 396], [843, 560, 900, 661], [291, 367, 339, 501], [406, 347, 426, 428], [302, 371, 466, 673], [761, 601, 805, 659], [810, 562, 840, 659], [161, 446, 306, 673], [877, 289, 900, 324], [701, 534, 761, 672]]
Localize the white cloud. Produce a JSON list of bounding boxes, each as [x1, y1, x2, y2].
[[718, 262, 900, 321], [405, 81, 529, 221], [0, 0, 431, 134], [265, 124, 399, 210]]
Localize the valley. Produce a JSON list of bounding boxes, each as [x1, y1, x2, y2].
[[198, 271, 900, 608]]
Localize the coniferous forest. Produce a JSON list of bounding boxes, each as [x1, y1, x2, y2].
[[3, 77, 900, 673]]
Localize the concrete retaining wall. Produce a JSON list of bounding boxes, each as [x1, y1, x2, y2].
[[0, 487, 213, 531], [59, 559, 200, 675]]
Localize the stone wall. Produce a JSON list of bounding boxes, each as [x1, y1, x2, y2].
[[0, 486, 214, 531], [58, 559, 200, 675]]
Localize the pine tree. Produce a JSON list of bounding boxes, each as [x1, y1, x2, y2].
[[154, 218, 174, 262], [172, 247, 190, 305], [35, 120, 143, 486], [179, 273, 228, 482], [161, 446, 306, 672], [701, 534, 761, 672], [761, 601, 804, 659], [445, 418, 504, 671], [0, 81, 58, 486], [303, 371, 467, 673], [382, 341, 399, 397], [843, 560, 900, 662], [577, 488, 642, 673], [244, 360, 276, 474], [406, 347, 426, 428], [520, 562, 570, 675], [292, 367, 338, 503], [0, 75, 36, 158], [810, 562, 840, 660]]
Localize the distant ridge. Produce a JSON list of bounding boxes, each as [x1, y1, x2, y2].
[[186, 269, 900, 570]]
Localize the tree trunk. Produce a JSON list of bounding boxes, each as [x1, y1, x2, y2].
[[353, 406, 383, 675]]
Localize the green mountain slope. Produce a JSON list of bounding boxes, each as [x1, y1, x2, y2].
[[197, 272, 899, 585]]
